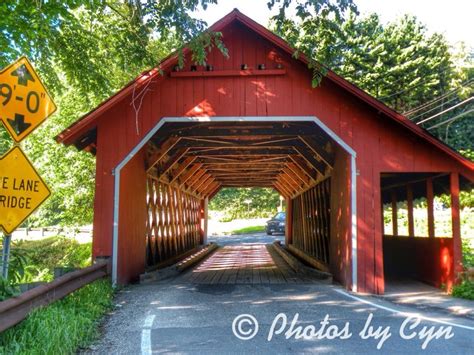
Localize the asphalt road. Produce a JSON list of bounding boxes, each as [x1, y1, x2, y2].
[[90, 234, 474, 354]]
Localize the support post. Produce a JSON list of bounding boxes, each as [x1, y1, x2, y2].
[[1, 234, 12, 279], [450, 172, 463, 283], [200, 198, 208, 245], [426, 177, 435, 238], [390, 190, 398, 236], [407, 184, 415, 237], [286, 197, 293, 245]]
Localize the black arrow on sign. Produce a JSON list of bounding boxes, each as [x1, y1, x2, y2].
[[7, 113, 31, 135], [10, 64, 35, 86]]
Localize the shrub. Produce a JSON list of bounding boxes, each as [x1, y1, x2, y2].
[[14, 236, 92, 282], [452, 280, 474, 301]]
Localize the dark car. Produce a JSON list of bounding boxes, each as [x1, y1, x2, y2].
[[265, 212, 286, 235]]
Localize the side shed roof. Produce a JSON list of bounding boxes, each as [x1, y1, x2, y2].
[[56, 9, 474, 174]]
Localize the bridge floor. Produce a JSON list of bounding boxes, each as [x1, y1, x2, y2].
[[179, 244, 315, 284]]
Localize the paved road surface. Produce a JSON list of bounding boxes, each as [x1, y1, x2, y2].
[[90, 234, 474, 354]]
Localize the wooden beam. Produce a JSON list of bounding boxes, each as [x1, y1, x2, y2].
[[147, 137, 181, 172], [208, 184, 222, 200], [158, 148, 189, 177], [273, 181, 290, 198], [281, 169, 303, 190], [185, 170, 208, 190], [292, 144, 326, 175], [278, 174, 298, 195], [450, 172, 463, 282], [299, 136, 334, 167], [179, 164, 203, 187], [391, 190, 398, 236], [169, 157, 197, 183], [285, 163, 311, 185], [191, 175, 214, 195], [188, 147, 295, 157], [288, 155, 318, 180], [201, 180, 219, 197], [407, 184, 414, 237], [426, 177, 435, 238]]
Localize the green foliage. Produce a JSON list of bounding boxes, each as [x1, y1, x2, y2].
[[0, 277, 18, 301], [462, 238, 474, 268], [269, 0, 357, 87], [14, 236, 92, 282], [231, 225, 266, 235], [272, 6, 472, 151], [0, 0, 226, 226], [0, 243, 40, 300], [0, 279, 113, 353], [451, 240, 474, 300], [209, 188, 281, 219], [452, 280, 474, 300]]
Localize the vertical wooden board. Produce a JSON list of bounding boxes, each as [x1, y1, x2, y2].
[[93, 107, 123, 257], [450, 172, 463, 284], [203, 77, 218, 115], [351, 111, 368, 293], [161, 75, 177, 117], [181, 78, 194, 115], [313, 80, 337, 132], [118, 149, 147, 284], [288, 67, 304, 115], [372, 166, 384, 294], [126, 99, 141, 152], [363, 141, 376, 293], [407, 184, 415, 237], [219, 28, 235, 116], [426, 178, 435, 238], [150, 80, 162, 129], [192, 77, 206, 116], [140, 84, 152, 139], [338, 98, 354, 147], [175, 77, 185, 115]]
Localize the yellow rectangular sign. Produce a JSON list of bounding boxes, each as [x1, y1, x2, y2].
[[0, 57, 57, 142], [0, 146, 51, 234]]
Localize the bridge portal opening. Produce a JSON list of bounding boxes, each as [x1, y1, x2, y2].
[[131, 119, 354, 286]]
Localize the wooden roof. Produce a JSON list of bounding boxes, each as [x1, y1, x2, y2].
[[56, 9, 474, 174]]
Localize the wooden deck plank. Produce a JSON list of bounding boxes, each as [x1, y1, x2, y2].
[[177, 243, 323, 285]]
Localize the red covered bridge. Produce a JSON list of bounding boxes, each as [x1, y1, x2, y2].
[[56, 10, 474, 294]]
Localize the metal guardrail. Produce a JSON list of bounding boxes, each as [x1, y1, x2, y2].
[[0, 260, 110, 333]]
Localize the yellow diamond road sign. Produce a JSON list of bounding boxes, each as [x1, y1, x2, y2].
[[0, 146, 51, 234], [0, 57, 57, 142]]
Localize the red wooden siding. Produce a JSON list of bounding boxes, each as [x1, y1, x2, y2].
[[329, 147, 352, 287], [383, 236, 454, 289], [117, 148, 147, 284], [82, 19, 472, 293]]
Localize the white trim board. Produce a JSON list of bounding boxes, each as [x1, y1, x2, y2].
[[111, 116, 358, 291]]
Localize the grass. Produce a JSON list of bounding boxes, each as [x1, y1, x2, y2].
[[0, 279, 113, 354], [231, 225, 265, 234]]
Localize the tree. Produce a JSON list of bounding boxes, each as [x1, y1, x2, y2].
[[209, 188, 281, 219]]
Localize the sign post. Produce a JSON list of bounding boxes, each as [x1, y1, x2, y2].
[[1, 234, 11, 279], [0, 57, 55, 280]]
